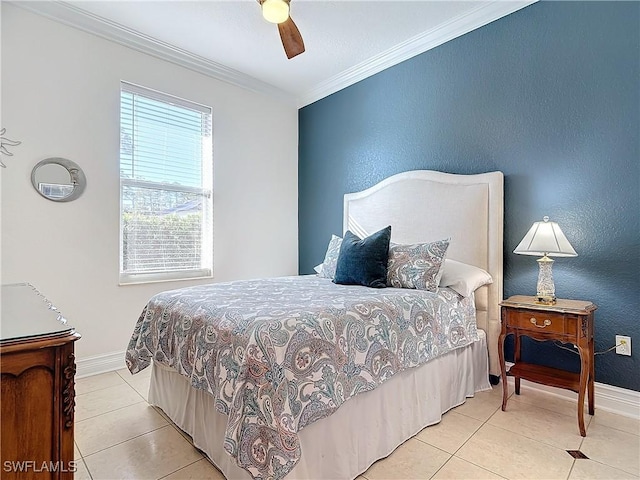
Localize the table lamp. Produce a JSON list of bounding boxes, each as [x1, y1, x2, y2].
[[513, 216, 577, 305]]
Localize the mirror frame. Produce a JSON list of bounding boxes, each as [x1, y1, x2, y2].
[[31, 158, 86, 202]]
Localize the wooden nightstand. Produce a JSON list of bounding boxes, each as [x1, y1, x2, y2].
[[498, 295, 597, 437]]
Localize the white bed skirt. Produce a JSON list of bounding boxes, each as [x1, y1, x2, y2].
[[149, 330, 491, 480]]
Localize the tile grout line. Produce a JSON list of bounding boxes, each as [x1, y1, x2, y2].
[[416, 397, 506, 479], [414, 388, 512, 478], [76, 377, 144, 397], [81, 456, 94, 480], [564, 431, 586, 480], [123, 380, 153, 403], [448, 400, 502, 422], [76, 381, 129, 397], [74, 376, 637, 478], [76, 380, 131, 398], [565, 458, 576, 480], [450, 402, 509, 479], [485, 401, 590, 454], [511, 397, 594, 422], [492, 405, 640, 477], [76, 399, 147, 423], [155, 458, 206, 480], [427, 456, 453, 480], [145, 404, 211, 464], [75, 400, 161, 457], [81, 424, 174, 459], [451, 396, 577, 479], [586, 408, 640, 435], [577, 455, 640, 477], [451, 385, 512, 422], [478, 418, 584, 456], [115, 370, 152, 388], [76, 369, 151, 395], [115, 368, 153, 383], [75, 376, 151, 422]]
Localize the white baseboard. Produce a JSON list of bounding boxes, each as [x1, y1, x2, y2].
[[505, 363, 640, 419], [76, 350, 127, 379], [594, 382, 640, 419]]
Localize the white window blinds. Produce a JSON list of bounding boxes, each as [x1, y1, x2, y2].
[[119, 82, 213, 284]]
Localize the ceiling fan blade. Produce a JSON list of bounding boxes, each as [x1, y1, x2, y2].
[[278, 17, 305, 59]]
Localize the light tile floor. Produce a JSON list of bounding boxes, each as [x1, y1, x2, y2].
[[74, 369, 640, 480]]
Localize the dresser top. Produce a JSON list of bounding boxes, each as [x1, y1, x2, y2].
[[1, 283, 75, 343]]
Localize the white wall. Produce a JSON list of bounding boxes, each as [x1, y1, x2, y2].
[[0, 4, 299, 368]]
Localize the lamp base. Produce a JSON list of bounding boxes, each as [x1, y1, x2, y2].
[[535, 294, 557, 305], [535, 255, 556, 305]]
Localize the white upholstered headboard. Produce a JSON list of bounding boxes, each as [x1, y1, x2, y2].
[[343, 170, 504, 376]]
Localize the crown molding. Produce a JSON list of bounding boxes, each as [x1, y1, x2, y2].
[[10, 1, 294, 105], [296, 0, 537, 108], [11, 1, 536, 109]]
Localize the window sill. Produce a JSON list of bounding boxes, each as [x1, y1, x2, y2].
[[119, 269, 213, 286]]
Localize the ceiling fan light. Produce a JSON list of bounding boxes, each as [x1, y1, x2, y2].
[[262, 0, 289, 24]]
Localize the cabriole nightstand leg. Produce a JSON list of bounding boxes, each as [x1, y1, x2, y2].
[[514, 333, 521, 395], [498, 331, 509, 411], [577, 345, 589, 437], [588, 370, 595, 416], [588, 319, 595, 416]]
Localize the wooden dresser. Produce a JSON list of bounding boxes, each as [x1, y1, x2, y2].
[[1, 283, 81, 479]]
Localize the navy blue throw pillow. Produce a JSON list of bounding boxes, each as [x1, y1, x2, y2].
[[333, 226, 392, 288]]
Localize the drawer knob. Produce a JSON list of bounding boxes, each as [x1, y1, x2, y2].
[[530, 317, 552, 328]]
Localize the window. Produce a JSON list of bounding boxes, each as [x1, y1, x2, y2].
[[119, 82, 213, 284]]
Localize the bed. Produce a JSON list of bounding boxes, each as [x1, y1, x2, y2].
[[126, 169, 504, 480]]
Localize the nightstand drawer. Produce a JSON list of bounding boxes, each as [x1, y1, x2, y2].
[[506, 309, 566, 334]]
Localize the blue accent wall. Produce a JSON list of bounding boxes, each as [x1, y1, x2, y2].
[[298, 1, 639, 391]]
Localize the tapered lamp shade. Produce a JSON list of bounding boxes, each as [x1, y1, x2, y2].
[[514, 216, 577, 304], [514, 217, 578, 257]]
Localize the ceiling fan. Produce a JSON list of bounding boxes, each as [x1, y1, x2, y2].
[[258, 0, 305, 59]]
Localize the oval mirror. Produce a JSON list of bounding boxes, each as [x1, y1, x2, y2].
[[31, 158, 86, 202]]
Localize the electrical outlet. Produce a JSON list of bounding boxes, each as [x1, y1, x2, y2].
[[616, 335, 632, 356]]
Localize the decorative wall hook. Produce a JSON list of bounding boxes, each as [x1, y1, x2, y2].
[[0, 128, 22, 168]]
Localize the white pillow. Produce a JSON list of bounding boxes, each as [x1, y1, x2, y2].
[[439, 259, 493, 297], [318, 235, 342, 279], [314, 264, 323, 275]]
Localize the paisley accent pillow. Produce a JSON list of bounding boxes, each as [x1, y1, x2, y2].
[[318, 235, 343, 279], [387, 238, 450, 292]]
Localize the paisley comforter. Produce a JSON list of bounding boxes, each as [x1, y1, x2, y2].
[[126, 275, 478, 480]]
